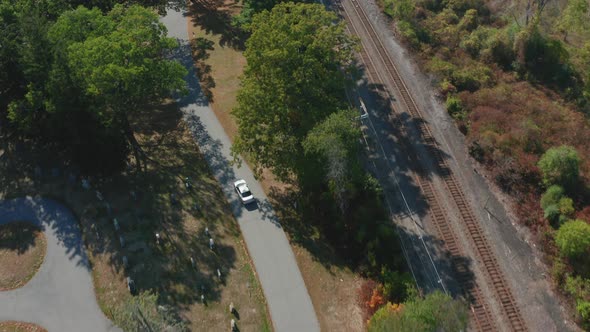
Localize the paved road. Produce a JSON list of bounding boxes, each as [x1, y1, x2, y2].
[[160, 8, 320, 332], [0, 197, 121, 332]]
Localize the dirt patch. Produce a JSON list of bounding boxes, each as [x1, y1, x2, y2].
[[0, 321, 47, 332], [0, 222, 46, 291], [186, 3, 365, 330]]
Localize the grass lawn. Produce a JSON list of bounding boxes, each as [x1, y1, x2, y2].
[[0, 100, 270, 331], [0, 321, 47, 332], [0, 222, 46, 291], [186, 1, 365, 330]]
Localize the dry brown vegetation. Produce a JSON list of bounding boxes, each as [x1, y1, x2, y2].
[[0, 321, 47, 332], [380, 0, 590, 325]]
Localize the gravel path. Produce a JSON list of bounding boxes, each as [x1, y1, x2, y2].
[[160, 7, 320, 332], [0, 197, 121, 332]]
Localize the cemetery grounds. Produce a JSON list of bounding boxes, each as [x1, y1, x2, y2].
[[0, 100, 271, 331]]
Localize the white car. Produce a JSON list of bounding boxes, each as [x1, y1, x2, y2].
[[234, 179, 255, 205]]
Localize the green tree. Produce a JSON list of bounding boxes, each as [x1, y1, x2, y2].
[[368, 290, 468, 332], [0, 1, 21, 104], [231, 2, 357, 181], [538, 145, 581, 188], [7, 5, 186, 171], [556, 219, 590, 257], [303, 109, 362, 210]]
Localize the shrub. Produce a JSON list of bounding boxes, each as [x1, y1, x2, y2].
[[451, 64, 492, 91], [577, 301, 590, 321], [538, 145, 581, 188], [541, 185, 565, 210], [544, 204, 561, 225], [381, 268, 413, 302], [397, 21, 421, 48], [359, 280, 386, 321], [446, 95, 466, 120], [556, 219, 590, 257], [565, 275, 590, 299], [551, 257, 568, 285], [559, 197, 575, 217]]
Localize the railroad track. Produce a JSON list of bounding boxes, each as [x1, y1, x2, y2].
[[338, 0, 527, 331]]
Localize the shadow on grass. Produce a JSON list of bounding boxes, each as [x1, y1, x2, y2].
[[187, 0, 247, 51], [0, 221, 42, 254], [0, 100, 242, 315]]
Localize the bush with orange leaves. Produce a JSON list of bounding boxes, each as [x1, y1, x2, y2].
[[358, 280, 388, 322]]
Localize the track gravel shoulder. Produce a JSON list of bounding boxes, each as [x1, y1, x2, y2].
[[354, 1, 578, 331]]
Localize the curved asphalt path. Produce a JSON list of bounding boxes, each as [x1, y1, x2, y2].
[[161, 7, 320, 332], [0, 197, 121, 332]]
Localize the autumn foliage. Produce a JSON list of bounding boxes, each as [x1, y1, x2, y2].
[[358, 280, 387, 322]]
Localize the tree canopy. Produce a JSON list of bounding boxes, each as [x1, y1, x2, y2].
[[368, 291, 468, 332], [303, 108, 362, 209], [4, 4, 186, 171], [231, 2, 357, 181]]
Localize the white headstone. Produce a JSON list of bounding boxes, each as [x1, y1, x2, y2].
[[209, 238, 214, 250]]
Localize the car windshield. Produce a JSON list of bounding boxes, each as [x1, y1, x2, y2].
[[241, 190, 252, 197]]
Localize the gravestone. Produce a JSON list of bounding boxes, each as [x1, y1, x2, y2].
[[209, 238, 214, 250], [122, 256, 129, 268], [81, 178, 90, 190], [96, 191, 104, 201], [205, 227, 209, 237], [119, 235, 125, 248], [231, 319, 236, 331], [113, 218, 120, 231]]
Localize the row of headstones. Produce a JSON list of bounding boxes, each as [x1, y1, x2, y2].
[[86, 179, 137, 291], [191, 226, 225, 306]]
